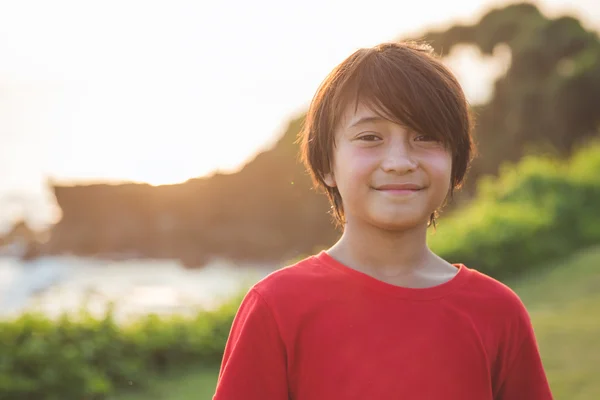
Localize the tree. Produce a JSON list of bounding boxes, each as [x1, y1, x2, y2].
[[412, 2, 600, 192]]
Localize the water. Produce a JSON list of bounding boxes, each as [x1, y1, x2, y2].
[[0, 255, 276, 321]]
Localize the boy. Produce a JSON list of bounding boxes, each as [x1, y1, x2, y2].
[[213, 41, 553, 399]]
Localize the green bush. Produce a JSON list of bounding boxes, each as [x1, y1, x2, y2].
[[0, 297, 241, 400], [429, 138, 600, 279]]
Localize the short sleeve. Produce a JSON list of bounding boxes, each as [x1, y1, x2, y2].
[[213, 288, 289, 400], [493, 300, 553, 399]]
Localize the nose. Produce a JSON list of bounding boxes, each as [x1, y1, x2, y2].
[[380, 140, 418, 174]]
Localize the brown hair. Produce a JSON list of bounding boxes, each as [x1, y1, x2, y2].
[[298, 41, 475, 227]]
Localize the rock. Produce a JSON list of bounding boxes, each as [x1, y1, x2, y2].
[[41, 116, 339, 265]]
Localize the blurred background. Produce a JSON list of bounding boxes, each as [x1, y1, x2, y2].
[[1, 0, 599, 398]]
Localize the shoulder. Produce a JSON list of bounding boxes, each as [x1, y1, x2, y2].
[[460, 266, 533, 337], [249, 253, 338, 307], [463, 267, 528, 311], [234, 253, 341, 338]]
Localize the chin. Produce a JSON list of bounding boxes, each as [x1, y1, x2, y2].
[[369, 215, 429, 232]]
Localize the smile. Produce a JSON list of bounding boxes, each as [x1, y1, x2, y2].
[[374, 183, 424, 195], [375, 188, 422, 196]]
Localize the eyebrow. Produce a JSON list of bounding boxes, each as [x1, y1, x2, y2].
[[347, 115, 389, 128]]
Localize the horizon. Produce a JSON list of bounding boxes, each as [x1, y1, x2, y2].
[[0, 0, 599, 229]]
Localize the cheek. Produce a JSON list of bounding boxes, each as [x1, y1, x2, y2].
[[334, 146, 379, 182], [424, 150, 453, 189]]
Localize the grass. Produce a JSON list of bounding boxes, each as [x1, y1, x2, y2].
[[512, 245, 600, 399], [114, 245, 600, 400], [112, 366, 219, 400]]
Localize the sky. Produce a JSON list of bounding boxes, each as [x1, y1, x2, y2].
[[0, 0, 598, 229]]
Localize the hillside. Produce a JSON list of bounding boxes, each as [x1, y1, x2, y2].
[[42, 116, 338, 266]]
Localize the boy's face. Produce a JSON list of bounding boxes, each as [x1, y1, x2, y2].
[[324, 102, 452, 231]]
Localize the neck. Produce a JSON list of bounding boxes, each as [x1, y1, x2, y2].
[[328, 217, 434, 278]]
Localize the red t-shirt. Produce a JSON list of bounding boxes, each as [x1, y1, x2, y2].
[[213, 251, 553, 399]]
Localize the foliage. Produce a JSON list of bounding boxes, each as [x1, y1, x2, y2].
[[0, 298, 239, 400], [429, 138, 600, 279]]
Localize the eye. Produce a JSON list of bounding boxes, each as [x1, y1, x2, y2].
[[414, 134, 441, 143], [357, 134, 381, 142]]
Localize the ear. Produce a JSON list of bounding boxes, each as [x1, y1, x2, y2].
[[323, 172, 336, 187]]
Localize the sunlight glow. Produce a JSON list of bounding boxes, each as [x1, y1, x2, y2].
[[0, 0, 597, 227]]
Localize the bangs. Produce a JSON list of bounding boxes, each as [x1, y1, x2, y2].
[[329, 46, 465, 151]]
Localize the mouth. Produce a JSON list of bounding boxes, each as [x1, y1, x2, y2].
[[374, 184, 424, 195]]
